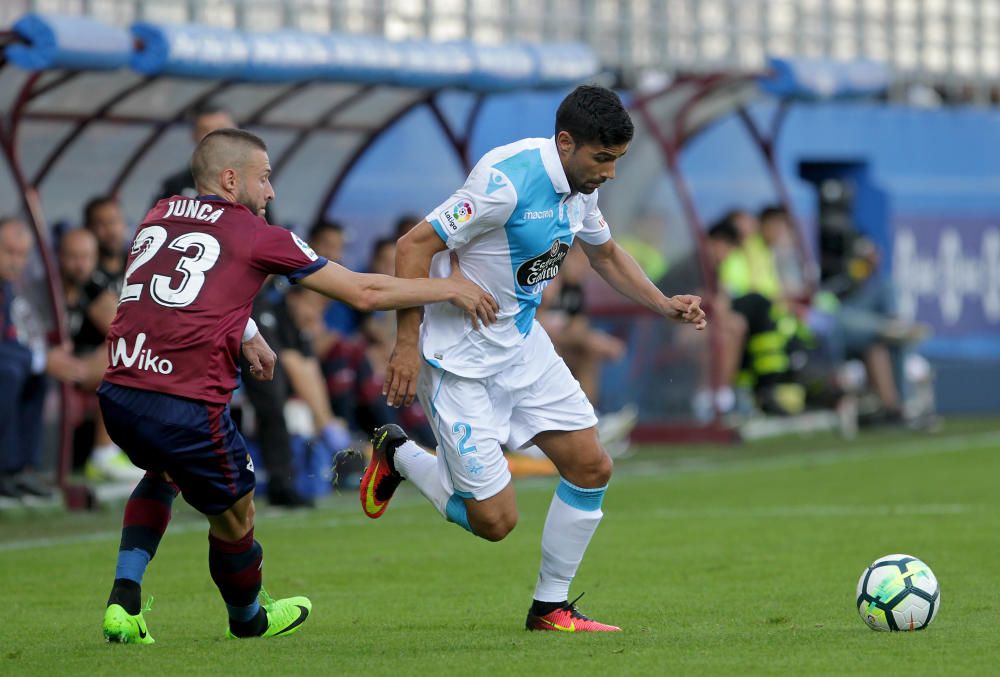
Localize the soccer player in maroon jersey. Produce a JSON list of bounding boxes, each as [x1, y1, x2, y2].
[[99, 128, 498, 644]]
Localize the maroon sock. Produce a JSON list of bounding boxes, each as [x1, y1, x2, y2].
[[208, 528, 264, 609], [109, 474, 180, 612]]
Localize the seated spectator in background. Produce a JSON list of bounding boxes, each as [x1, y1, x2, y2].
[[1, 216, 87, 498], [747, 206, 926, 423], [241, 277, 352, 507], [361, 237, 401, 372], [58, 228, 143, 482], [707, 216, 799, 415], [758, 205, 813, 302], [538, 245, 626, 405], [287, 233, 435, 448], [83, 196, 128, 298], [309, 218, 346, 263], [813, 237, 927, 423], [308, 219, 359, 344], [716, 208, 783, 301]]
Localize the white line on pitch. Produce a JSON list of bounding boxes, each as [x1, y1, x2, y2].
[[619, 430, 1000, 480], [649, 503, 975, 519], [1, 430, 996, 553]]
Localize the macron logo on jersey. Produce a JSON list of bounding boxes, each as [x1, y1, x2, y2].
[[523, 209, 554, 220], [110, 332, 174, 375], [164, 199, 224, 223]]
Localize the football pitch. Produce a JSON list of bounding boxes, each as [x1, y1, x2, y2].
[[2, 417, 998, 675]]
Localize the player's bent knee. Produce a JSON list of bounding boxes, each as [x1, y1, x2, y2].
[[474, 514, 518, 542], [209, 494, 256, 541], [467, 505, 518, 542], [576, 452, 613, 488]]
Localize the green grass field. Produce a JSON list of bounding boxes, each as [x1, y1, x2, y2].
[[3, 418, 999, 675]]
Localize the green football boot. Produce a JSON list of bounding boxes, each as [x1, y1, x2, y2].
[[225, 590, 311, 639], [103, 597, 155, 645]]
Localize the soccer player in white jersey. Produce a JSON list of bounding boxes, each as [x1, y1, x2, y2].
[[360, 85, 707, 632]]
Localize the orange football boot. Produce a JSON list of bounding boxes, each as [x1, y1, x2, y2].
[[525, 594, 621, 632], [360, 424, 407, 518]]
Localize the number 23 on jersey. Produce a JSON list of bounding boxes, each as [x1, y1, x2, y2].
[[119, 225, 221, 308]]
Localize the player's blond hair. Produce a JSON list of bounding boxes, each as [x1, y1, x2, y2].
[[190, 128, 268, 190]]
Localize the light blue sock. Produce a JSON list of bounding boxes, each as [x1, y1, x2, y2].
[[446, 494, 475, 534], [115, 549, 152, 584], [226, 600, 261, 623]]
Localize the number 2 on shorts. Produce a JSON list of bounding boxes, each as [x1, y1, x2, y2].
[[452, 422, 477, 455]]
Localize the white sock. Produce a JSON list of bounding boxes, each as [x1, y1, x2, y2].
[[533, 478, 607, 603], [92, 444, 119, 464], [715, 386, 735, 412], [392, 440, 451, 517]]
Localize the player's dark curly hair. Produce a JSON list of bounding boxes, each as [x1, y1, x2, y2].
[[555, 85, 634, 147]]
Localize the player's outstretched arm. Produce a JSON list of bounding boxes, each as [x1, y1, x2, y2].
[[299, 259, 497, 323], [580, 238, 707, 330]]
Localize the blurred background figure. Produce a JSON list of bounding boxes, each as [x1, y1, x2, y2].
[[57, 227, 142, 482], [705, 213, 801, 417], [810, 235, 931, 425], [308, 219, 359, 345], [82, 196, 128, 299], [241, 273, 352, 508], [1, 217, 87, 498], [290, 227, 436, 450]]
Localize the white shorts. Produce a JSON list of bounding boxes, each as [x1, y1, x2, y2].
[[416, 324, 598, 501]]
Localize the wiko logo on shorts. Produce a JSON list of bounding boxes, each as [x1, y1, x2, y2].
[[516, 239, 570, 294], [110, 333, 174, 375]]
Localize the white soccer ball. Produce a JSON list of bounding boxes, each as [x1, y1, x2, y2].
[[856, 554, 940, 631]]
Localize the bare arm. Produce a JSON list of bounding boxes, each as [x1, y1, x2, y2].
[[580, 238, 707, 329], [299, 258, 496, 320], [385, 221, 447, 407], [280, 348, 337, 429]]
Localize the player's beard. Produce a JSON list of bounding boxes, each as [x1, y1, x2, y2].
[[235, 185, 265, 218], [566, 161, 599, 195]]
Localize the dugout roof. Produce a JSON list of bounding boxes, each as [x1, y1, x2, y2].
[[0, 14, 598, 238]]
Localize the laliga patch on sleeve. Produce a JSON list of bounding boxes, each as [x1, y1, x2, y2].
[[439, 200, 475, 233], [292, 232, 319, 261]]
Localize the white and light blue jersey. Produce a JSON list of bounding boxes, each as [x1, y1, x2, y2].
[[422, 136, 611, 378]]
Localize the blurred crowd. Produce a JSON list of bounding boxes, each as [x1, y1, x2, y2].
[[0, 104, 637, 507], [700, 205, 932, 426]]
